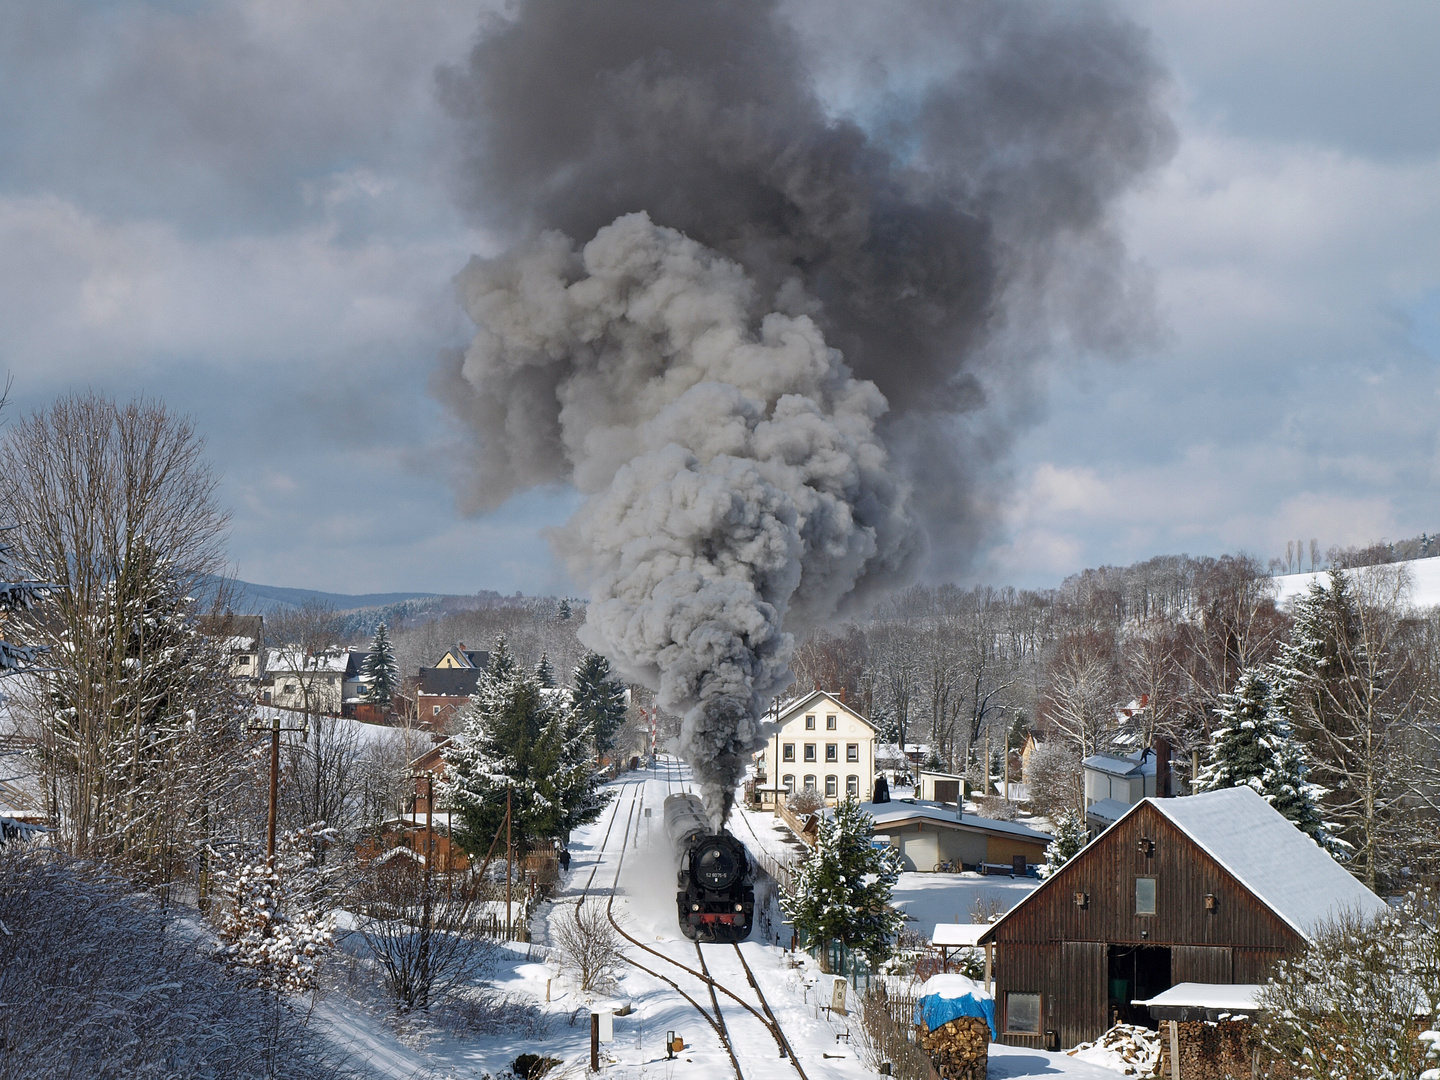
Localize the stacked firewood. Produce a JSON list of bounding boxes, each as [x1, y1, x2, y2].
[[919, 1016, 990, 1080]]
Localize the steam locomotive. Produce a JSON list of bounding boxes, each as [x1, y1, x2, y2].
[[663, 793, 755, 943]]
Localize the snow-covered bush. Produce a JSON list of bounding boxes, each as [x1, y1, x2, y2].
[[213, 823, 337, 993], [1023, 742, 1083, 820], [551, 898, 623, 993], [786, 787, 826, 815], [0, 846, 348, 1079], [1257, 890, 1440, 1080]]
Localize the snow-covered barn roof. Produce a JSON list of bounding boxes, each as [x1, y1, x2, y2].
[[979, 786, 1388, 946], [1149, 786, 1388, 940]]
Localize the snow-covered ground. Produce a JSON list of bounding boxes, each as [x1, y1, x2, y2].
[[1274, 556, 1440, 609], [311, 758, 1123, 1078]]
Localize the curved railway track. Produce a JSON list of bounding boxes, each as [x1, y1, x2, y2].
[[570, 758, 811, 1080]]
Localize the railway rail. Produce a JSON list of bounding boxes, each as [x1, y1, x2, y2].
[[566, 759, 812, 1080]]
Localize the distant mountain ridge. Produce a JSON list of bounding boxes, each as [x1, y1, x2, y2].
[[217, 578, 442, 613]]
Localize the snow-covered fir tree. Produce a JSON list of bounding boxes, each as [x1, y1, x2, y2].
[[360, 622, 399, 705], [782, 797, 904, 968], [1195, 667, 1331, 846], [572, 651, 628, 758], [0, 526, 48, 679], [534, 652, 556, 688], [1038, 810, 1087, 879], [556, 598, 572, 621], [214, 823, 337, 993], [440, 638, 608, 856]]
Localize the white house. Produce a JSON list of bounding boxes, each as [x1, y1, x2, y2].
[[264, 647, 348, 713], [757, 689, 877, 804]]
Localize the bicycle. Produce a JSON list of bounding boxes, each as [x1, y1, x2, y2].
[[932, 860, 958, 874]]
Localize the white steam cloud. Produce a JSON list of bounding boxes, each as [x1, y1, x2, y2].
[[452, 212, 922, 823]]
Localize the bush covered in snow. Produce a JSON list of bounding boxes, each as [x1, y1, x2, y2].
[[0, 846, 348, 1080]]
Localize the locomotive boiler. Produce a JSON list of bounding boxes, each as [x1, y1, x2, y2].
[[663, 793, 755, 943]]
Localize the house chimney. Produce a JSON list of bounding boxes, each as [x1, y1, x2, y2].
[[1153, 736, 1171, 798], [839, 687, 847, 704]]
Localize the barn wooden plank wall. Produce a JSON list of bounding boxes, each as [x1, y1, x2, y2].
[[988, 801, 1303, 1047]]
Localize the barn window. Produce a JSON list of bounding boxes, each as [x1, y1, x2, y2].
[[804, 744, 816, 762], [826, 743, 838, 762], [783, 743, 795, 762], [1135, 876, 1157, 916], [805, 715, 816, 730], [1006, 991, 1041, 1035], [846, 775, 859, 796], [825, 776, 837, 797], [846, 743, 859, 762]]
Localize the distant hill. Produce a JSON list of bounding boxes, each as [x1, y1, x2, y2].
[[215, 578, 442, 614]]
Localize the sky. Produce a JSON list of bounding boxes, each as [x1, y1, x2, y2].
[[2, 0, 1438, 596]]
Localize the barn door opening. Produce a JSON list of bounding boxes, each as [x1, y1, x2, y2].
[[1106, 945, 1171, 1028]]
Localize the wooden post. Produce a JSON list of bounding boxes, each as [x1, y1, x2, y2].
[[419, 774, 434, 1009], [1004, 737, 1011, 802], [984, 943, 993, 994], [1191, 749, 1200, 794], [267, 711, 280, 864], [590, 1012, 600, 1072], [1169, 1018, 1180, 1080], [984, 728, 991, 797], [505, 785, 513, 941]]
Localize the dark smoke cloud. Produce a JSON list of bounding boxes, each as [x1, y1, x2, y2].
[[432, 0, 1173, 820], [436, 0, 1174, 547]]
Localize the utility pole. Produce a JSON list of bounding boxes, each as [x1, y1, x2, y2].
[[267, 709, 280, 863], [505, 784, 513, 942], [418, 772, 434, 1009]]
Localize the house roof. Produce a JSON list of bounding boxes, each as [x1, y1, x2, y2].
[[979, 787, 1388, 946], [776, 689, 875, 731], [344, 650, 370, 679], [1082, 749, 1156, 779], [860, 800, 1053, 844], [266, 647, 348, 674], [933, 923, 989, 947], [416, 667, 482, 697], [1085, 798, 1131, 823]]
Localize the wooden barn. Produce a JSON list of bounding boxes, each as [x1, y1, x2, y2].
[[976, 786, 1387, 1050]]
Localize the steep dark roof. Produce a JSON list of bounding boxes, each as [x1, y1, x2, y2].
[[416, 667, 481, 697]]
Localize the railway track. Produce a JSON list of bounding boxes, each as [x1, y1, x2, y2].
[[572, 758, 811, 1080]]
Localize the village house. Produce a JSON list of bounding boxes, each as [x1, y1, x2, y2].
[[865, 799, 1051, 873], [755, 689, 878, 805], [1082, 743, 1169, 836], [415, 666, 484, 727], [977, 785, 1387, 1051], [200, 613, 264, 686], [263, 647, 347, 712]]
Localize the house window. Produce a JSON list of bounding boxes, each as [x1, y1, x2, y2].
[[783, 743, 795, 762], [1136, 877, 1157, 916], [846, 743, 859, 762], [847, 775, 859, 797], [1006, 992, 1042, 1035], [432, 705, 441, 716], [825, 775, 838, 797], [783, 775, 795, 792], [826, 743, 838, 762], [826, 715, 837, 730], [804, 744, 816, 762], [805, 715, 816, 730], [237, 655, 250, 667], [804, 775, 816, 791], [283, 683, 296, 694]]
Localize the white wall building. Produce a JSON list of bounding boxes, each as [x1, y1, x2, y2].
[[757, 689, 877, 804]]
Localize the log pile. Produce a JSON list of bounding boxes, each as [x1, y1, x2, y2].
[[919, 1016, 989, 1080]]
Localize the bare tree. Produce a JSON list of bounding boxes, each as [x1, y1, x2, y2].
[[551, 898, 624, 994], [2, 394, 245, 887], [1040, 628, 1122, 760]]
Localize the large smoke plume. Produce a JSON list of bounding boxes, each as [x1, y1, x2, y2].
[[434, 0, 1174, 823]]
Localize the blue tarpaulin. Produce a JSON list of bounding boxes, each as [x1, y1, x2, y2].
[[913, 974, 997, 1041]]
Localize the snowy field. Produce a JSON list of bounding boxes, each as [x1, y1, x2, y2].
[[310, 758, 1114, 1079], [1274, 556, 1440, 609]]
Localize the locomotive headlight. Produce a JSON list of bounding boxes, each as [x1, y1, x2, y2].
[[692, 903, 700, 911], [735, 904, 743, 912]]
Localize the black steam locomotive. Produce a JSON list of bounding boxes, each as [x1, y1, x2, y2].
[[664, 793, 755, 943]]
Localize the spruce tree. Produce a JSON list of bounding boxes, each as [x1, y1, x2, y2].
[[534, 652, 556, 689], [440, 638, 609, 857], [360, 622, 399, 706], [781, 798, 904, 968], [1038, 811, 1087, 879], [572, 651, 628, 758], [1196, 667, 1331, 846]]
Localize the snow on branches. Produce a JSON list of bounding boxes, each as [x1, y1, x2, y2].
[[213, 823, 337, 993]]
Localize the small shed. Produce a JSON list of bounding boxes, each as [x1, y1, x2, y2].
[[863, 801, 1051, 872], [977, 786, 1387, 1051], [917, 770, 968, 805]]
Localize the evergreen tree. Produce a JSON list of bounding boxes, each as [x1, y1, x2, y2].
[[440, 639, 609, 858], [0, 526, 48, 678], [557, 599, 572, 621], [1195, 667, 1331, 846], [360, 622, 399, 706], [572, 651, 628, 758], [534, 652, 556, 689], [781, 798, 904, 968], [1038, 811, 1087, 879]]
